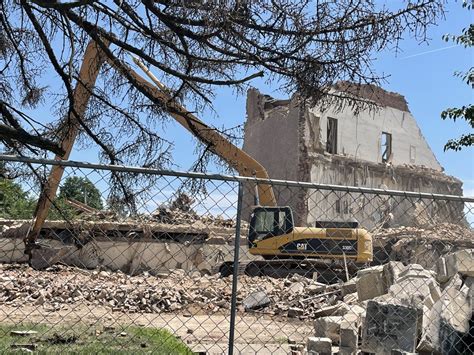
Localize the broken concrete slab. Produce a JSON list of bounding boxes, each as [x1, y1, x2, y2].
[[356, 263, 407, 303], [346, 304, 366, 326], [340, 319, 358, 351], [356, 265, 385, 302], [436, 249, 474, 283], [446, 249, 474, 278], [338, 347, 356, 355], [361, 300, 419, 355], [343, 292, 358, 304], [435, 256, 450, 283], [314, 316, 343, 344], [243, 291, 270, 311], [397, 263, 436, 282], [417, 286, 472, 354], [341, 278, 357, 296], [312, 303, 349, 318], [391, 350, 417, 355], [306, 337, 332, 355], [385, 265, 441, 310], [383, 261, 406, 287]]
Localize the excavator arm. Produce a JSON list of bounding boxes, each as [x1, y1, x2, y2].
[[120, 57, 277, 207], [26, 39, 275, 268]]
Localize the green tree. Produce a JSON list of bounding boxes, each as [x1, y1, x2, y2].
[[59, 176, 103, 210], [441, 1, 473, 151], [0, 178, 35, 219]]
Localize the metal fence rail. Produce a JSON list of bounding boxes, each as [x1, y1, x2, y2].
[[0, 155, 472, 354]]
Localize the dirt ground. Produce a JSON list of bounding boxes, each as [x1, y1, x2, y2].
[[0, 304, 312, 354]]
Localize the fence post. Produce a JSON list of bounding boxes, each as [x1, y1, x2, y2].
[[228, 181, 243, 355]]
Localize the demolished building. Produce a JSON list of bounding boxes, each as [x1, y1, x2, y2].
[[243, 83, 464, 228]]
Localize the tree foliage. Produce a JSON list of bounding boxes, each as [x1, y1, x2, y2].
[[0, 0, 445, 166], [59, 176, 103, 209], [0, 178, 35, 219], [441, 1, 473, 151]]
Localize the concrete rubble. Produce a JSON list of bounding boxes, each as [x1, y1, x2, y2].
[[306, 248, 473, 355], [373, 223, 474, 269], [0, 235, 471, 354], [0, 247, 472, 355], [0, 264, 360, 319], [307, 337, 332, 355]]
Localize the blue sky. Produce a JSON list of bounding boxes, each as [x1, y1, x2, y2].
[[123, 1, 473, 194], [28, 2, 473, 197]]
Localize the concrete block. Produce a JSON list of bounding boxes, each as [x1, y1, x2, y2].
[[343, 292, 358, 304], [361, 300, 419, 355], [314, 316, 343, 344], [383, 261, 406, 286], [446, 249, 474, 278], [313, 303, 349, 318], [417, 286, 471, 353], [338, 347, 356, 355], [306, 337, 332, 355], [243, 291, 270, 310], [391, 350, 417, 355], [440, 271, 465, 299], [356, 265, 386, 301], [464, 276, 474, 304], [397, 263, 436, 282], [435, 256, 450, 283], [340, 320, 358, 350], [346, 305, 366, 326], [386, 266, 441, 310], [341, 278, 357, 296]]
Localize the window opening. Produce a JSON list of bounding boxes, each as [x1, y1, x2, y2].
[[410, 145, 416, 163], [326, 117, 338, 154], [381, 132, 392, 163]]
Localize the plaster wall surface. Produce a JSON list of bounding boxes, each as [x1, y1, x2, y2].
[[243, 87, 463, 229], [243, 89, 300, 182], [306, 156, 463, 229], [242, 89, 303, 220], [0, 238, 258, 274], [307, 104, 442, 170]]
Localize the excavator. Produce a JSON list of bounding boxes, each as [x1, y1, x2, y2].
[[24, 40, 372, 280]]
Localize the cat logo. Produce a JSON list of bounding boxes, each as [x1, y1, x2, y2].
[[296, 243, 308, 251]]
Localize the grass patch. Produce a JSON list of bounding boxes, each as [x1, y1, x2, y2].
[[0, 323, 192, 354]]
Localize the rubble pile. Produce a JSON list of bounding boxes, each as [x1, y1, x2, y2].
[[152, 192, 236, 228], [306, 248, 473, 355], [373, 223, 474, 268], [0, 264, 344, 317], [0, 248, 472, 354], [151, 207, 235, 228]]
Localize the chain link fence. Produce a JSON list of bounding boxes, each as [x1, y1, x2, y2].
[[0, 155, 472, 354]]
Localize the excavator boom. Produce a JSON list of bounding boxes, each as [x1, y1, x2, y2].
[[26, 40, 275, 268], [122, 58, 276, 207], [25, 40, 371, 277]]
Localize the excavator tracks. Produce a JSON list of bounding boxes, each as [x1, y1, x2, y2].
[[219, 258, 363, 284]]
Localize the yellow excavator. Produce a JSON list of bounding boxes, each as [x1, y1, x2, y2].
[[25, 40, 372, 279]]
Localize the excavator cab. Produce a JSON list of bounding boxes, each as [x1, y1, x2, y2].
[[248, 206, 294, 247]]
